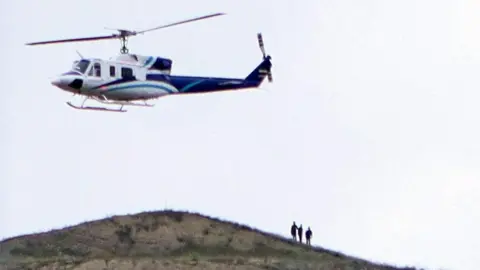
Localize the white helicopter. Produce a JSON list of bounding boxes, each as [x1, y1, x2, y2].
[[26, 13, 273, 112]]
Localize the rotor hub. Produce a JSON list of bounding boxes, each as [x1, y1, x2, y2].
[[120, 36, 129, 54]]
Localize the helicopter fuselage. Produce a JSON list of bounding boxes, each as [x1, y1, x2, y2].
[[51, 54, 272, 102]]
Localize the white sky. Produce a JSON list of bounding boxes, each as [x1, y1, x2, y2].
[[2, 0, 479, 269]]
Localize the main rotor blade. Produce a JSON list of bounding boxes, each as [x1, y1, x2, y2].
[[135, 12, 225, 34], [25, 34, 118, 46]]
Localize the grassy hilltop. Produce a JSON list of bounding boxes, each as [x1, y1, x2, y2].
[[0, 210, 419, 270]]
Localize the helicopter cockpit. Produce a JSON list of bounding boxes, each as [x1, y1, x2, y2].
[[71, 59, 102, 78], [71, 59, 90, 74]]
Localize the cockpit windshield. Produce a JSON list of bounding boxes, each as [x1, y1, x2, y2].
[[72, 59, 90, 74]]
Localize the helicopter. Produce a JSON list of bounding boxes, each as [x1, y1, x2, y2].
[[25, 12, 273, 112]]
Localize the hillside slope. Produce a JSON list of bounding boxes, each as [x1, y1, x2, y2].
[[0, 210, 418, 270]]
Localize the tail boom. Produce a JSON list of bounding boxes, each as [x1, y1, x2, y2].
[[245, 55, 272, 86], [146, 33, 273, 95]]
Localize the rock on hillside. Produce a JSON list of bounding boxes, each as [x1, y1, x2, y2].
[[0, 210, 419, 270]]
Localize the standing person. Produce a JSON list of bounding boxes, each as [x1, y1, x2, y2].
[[298, 225, 303, 243], [290, 222, 298, 241], [306, 227, 313, 246]]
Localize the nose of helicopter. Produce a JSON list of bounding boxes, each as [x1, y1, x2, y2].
[[51, 77, 64, 87], [50, 75, 83, 92]]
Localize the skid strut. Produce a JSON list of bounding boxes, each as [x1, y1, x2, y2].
[[65, 96, 155, 112]]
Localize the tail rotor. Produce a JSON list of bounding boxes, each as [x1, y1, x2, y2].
[[257, 33, 273, 82]]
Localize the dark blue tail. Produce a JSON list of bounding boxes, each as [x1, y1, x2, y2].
[[245, 55, 272, 86]]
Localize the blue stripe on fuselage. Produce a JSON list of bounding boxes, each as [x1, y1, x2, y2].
[[146, 74, 255, 94], [62, 71, 82, 76], [103, 83, 175, 94], [88, 73, 256, 95]]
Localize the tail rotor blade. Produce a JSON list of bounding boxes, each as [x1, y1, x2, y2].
[[257, 33, 272, 83], [257, 33, 266, 58]]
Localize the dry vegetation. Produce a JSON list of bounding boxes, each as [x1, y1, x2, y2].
[[0, 210, 420, 270]]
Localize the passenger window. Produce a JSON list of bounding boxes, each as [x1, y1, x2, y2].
[[121, 67, 133, 78], [110, 66, 116, 77]]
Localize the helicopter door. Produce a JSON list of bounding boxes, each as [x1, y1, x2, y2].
[[87, 62, 104, 81]]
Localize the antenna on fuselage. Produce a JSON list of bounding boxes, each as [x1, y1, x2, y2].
[[76, 50, 84, 59]]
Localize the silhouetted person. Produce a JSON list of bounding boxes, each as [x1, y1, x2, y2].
[[306, 227, 312, 246], [290, 222, 298, 241], [298, 225, 303, 243]]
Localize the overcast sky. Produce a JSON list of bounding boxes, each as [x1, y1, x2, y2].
[[2, 0, 479, 269]]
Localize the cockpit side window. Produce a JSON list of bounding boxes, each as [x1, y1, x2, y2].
[[87, 62, 101, 77]]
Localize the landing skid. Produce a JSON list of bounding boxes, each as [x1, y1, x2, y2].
[[92, 96, 155, 107], [66, 102, 127, 112], [66, 95, 155, 113]]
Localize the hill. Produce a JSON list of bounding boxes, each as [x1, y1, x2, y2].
[[0, 210, 419, 270]]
